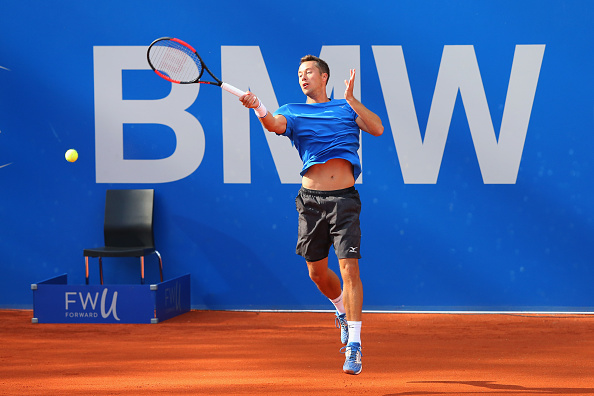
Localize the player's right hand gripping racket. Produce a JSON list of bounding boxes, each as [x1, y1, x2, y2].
[[147, 37, 246, 97]]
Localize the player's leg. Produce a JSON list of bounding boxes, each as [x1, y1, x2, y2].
[[339, 258, 364, 375], [306, 257, 342, 300], [338, 258, 363, 322], [330, 189, 363, 325], [327, 188, 363, 373], [307, 257, 349, 344]]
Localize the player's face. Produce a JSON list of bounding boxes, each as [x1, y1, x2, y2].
[[298, 61, 327, 97]]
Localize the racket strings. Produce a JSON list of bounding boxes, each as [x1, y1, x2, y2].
[[149, 41, 203, 83]]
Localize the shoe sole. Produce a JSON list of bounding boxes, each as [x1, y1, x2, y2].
[[343, 367, 362, 375]]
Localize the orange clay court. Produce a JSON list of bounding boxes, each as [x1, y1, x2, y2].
[[1, 309, 594, 395]]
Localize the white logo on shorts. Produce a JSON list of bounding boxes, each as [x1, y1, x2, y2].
[[348, 247, 358, 253]]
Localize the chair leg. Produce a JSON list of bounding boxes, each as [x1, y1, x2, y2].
[[140, 256, 145, 285], [155, 251, 163, 282], [99, 257, 104, 285], [85, 256, 89, 285]]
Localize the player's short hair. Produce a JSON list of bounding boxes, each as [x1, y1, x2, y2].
[[300, 55, 330, 85]]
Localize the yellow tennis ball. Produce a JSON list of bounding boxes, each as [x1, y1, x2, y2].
[[65, 149, 78, 162]]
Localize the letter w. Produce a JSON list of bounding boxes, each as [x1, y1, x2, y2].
[[373, 45, 545, 184], [79, 292, 98, 310]]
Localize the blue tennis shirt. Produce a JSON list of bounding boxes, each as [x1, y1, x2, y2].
[[274, 99, 361, 180]]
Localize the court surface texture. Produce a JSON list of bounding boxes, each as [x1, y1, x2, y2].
[[1, 309, 593, 395]]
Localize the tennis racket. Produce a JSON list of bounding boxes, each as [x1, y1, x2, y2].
[[147, 37, 246, 97]]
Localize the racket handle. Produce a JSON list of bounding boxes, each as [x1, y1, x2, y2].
[[221, 82, 246, 97]]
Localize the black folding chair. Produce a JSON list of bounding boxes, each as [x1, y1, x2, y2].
[[84, 189, 163, 285]]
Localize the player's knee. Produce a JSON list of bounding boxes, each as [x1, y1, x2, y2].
[[308, 268, 325, 284], [307, 258, 329, 285], [339, 259, 360, 281]]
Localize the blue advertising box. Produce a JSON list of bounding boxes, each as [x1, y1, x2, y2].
[[31, 274, 191, 324]]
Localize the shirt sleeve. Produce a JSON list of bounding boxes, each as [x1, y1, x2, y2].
[[346, 102, 358, 122]]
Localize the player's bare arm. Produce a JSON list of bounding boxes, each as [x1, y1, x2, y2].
[[239, 91, 287, 135], [344, 69, 384, 137]]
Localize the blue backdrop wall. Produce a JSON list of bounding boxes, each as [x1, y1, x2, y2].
[[1, 0, 593, 311]]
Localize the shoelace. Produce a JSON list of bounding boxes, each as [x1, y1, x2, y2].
[[335, 315, 347, 330], [340, 345, 363, 361]]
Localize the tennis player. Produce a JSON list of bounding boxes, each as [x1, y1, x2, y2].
[[239, 55, 383, 375]]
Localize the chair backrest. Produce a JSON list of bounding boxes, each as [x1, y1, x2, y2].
[[103, 189, 155, 248]]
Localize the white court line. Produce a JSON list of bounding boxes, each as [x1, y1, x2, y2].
[[225, 309, 594, 315]]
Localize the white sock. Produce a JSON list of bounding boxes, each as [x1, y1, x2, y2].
[[347, 321, 362, 344], [329, 291, 346, 315]]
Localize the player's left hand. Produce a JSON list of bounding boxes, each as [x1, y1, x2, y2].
[[344, 69, 356, 101]]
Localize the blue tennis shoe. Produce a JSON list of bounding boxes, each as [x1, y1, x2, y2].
[[335, 312, 348, 345], [341, 342, 362, 375]]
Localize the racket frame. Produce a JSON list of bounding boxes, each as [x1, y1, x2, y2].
[[147, 37, 219, 85], [147, 37, 245, 97]]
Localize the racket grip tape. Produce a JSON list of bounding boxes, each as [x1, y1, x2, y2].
[[221, 83, 246, 97]]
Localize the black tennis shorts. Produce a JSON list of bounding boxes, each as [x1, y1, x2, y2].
[[295, 186, 362, 262]]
